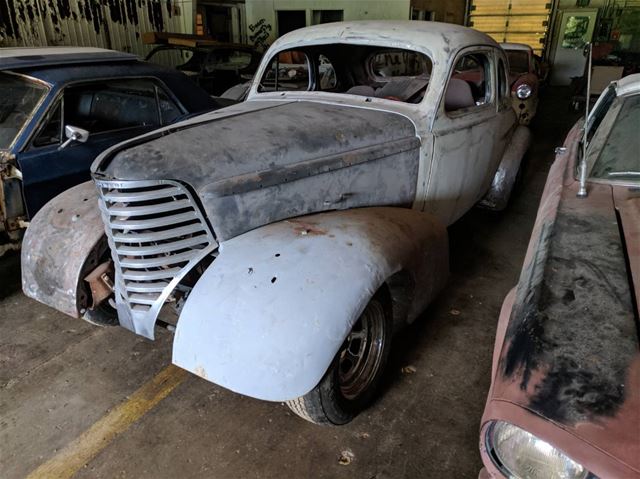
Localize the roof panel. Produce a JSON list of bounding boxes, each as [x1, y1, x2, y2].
[[0, 47, 138, 71]]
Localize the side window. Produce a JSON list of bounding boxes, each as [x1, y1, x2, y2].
[[586, 84, 616, 143], [32, 101, 62, 147], [498, 58, 509, 102], [259, 50, 310, 92], [63, 79, 178, 134], [157, 89, 182, 124], [207, 50, 253, 72], [318, 54, 337, 90], [445, 52, 492, 113]]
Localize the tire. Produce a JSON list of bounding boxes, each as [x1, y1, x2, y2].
[[286, 294, 392, 425]]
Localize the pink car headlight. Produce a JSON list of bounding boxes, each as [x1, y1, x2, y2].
[[516, 83, 533, 100], [487, 421, 590, 479]]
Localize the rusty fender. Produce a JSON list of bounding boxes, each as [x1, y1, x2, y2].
[[479, 125, 531, 211], [172, 207, 449, 401], [22, 181, 104, 318]]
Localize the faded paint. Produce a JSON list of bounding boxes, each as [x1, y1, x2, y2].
[[23, 22, 529, 406], [21, 181, 104, 318], [245, 21, 509, 223], [173, 207, 448, 401], [97, 101, 420, 241], [0, 0, 194, 59], [479, 115, 640, 477]]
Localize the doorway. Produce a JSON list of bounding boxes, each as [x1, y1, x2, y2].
[[277, 10, 306, 36], [550, 9, 598, 86]]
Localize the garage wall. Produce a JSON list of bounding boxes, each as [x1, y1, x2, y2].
[[0, 0, 195, 57], [410, 0, 465, 25], [245, 0, 410, 51]]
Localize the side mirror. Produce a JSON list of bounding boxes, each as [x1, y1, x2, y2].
[[58, 125, 89, 150]]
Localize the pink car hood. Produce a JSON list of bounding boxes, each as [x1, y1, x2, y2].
[[482, 123, 640, 478]]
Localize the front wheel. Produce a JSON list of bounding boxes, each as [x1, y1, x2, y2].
[[286, 294, 392, 425]]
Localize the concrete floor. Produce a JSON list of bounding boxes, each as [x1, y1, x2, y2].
[[0, 89, 577, 479]]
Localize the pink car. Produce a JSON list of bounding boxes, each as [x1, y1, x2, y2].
[[479, 74, 640, 479], [501, 43, 542, 125]]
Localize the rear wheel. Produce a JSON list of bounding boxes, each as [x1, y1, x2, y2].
[[286, 294, 392, 425]]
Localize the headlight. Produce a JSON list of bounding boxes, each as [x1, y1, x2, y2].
[[487, 421, 589, 479], [516, 83, 533, 100]]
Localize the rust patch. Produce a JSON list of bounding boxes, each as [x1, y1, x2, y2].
[[287, 220, 327, 236]]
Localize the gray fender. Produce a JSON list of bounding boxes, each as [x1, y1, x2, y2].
[[173, 207, 448, 401], [22, 181, 104, 318], [480, 125, 531, 211]]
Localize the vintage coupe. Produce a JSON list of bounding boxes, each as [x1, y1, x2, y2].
[[0, 47, 231, 256], [479, 74, 640, 478], [22, 22, 530, 425], [500, 43, 542, 125]]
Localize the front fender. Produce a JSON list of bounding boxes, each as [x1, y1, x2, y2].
[[21, 181, 103, 318], [173, 207, 448, 401]]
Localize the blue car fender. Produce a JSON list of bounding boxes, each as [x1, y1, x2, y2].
[[172, 207, 448, 401]]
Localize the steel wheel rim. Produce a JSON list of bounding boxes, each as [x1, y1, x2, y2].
[[338, 300, 386, 400]]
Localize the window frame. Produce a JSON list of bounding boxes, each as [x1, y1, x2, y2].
[[1, 71, 52, 152], [442, 47, 495, 118], [258, 50, 313, 93], [366, 49, 433, 82], [497, 54, 511, 108], [26, 76, 186, 151]]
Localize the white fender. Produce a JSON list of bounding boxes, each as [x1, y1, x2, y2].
[[172, 207, 448, 401]]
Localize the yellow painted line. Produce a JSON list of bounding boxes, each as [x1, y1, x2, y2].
[[26, 364, 187, 479]]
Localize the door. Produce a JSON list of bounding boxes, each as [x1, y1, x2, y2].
[[426, 49, 500, 226], [550, 9, 598, 86], [17, 78, 183, 217]]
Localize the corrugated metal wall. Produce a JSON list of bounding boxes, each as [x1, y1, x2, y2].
[[0, 0, 194, 57]]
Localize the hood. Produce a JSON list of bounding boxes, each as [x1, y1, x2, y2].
[[93, 100, 421, 241], [490, 169, 640, 476]]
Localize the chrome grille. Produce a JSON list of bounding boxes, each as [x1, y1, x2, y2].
[[95, 178, 217, 339]]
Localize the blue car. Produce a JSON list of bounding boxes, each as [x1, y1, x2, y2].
[[0, 47, 232, 253]]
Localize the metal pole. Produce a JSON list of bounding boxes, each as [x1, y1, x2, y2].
[[577, 42, 592, 198]]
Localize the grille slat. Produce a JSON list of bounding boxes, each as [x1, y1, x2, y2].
[[116, 235, 208, 256], [107, 199, 192, 217], [121, 267, 183, 280], [112, 224, 205, 243], [107, 211, 199, 230], [102, 187, 183, 202], [119, 249, 201, 268], [125, 280, 170, 293], [95, 179, 217, 332]]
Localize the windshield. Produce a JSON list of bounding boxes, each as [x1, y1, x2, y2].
[[506, 50, 529, 75], [590, 94, 640, 182], [258, 44, 433, 104], [0, 73, 48, 149]]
